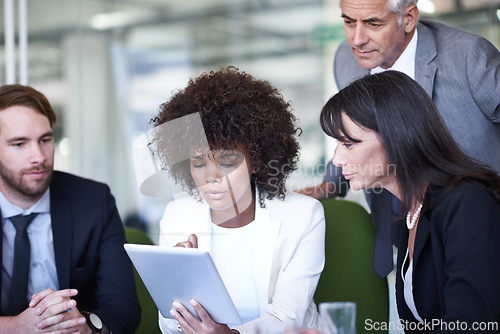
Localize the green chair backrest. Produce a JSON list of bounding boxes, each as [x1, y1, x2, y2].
[[314, 199, 389, 334], [125, 227, 162, 334]]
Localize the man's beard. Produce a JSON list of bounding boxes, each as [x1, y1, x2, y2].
[[0, 161, 52, 200]]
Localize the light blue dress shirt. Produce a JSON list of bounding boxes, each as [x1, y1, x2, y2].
[[1, 189, 59, 313]]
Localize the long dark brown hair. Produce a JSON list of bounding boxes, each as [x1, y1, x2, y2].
[[320, 70, 500, 215]]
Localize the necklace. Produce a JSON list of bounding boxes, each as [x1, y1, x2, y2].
[[406, 202, 423, 230]]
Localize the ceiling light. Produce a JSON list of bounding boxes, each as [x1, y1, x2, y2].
[[90, 10, 157, 30]]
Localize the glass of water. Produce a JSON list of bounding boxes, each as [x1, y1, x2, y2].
[[319, 302, 356, 334]]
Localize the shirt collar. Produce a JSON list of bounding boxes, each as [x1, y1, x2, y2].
[[0, 188, 51, 219], [370, 28, 418, 79]]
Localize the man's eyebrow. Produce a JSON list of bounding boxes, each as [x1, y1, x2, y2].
[[189, 154, 204, 159], [7, 131, 53, 143], [363, 17, 385, 24], [341, 13, 385, 24], [7, 136, 28, 143]]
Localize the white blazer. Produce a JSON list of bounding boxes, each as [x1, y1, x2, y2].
[[158, 191, 325, 334]]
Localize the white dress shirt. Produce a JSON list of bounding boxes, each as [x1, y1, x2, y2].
[[402, 249, 423, 322], [370, 28, 418, 79]]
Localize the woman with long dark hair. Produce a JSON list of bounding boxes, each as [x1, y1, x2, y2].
[[321, 70, 500, 333]]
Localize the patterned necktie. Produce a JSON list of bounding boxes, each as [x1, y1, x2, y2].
[[6, 213, 38, 316]]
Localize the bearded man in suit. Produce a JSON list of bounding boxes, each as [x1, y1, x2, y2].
[[0, 84, 140, 334]]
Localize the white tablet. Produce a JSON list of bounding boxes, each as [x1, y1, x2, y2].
[[124, 243, 242, 325]]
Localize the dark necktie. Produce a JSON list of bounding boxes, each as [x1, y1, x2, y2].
[[369, 190, 395, 278], [6, 213, 38, 316]]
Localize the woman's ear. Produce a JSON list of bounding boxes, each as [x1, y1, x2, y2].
[[251, 162, 260, 174]]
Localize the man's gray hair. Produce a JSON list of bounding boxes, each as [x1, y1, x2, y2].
[[339, 0, 418, 26], [388, 0, 418, 17]]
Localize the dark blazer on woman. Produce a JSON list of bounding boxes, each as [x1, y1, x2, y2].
[[0, 171, 140, 333], [395, 182, 500, 333]]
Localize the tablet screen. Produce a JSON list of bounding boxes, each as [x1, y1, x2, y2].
[[124, 243, 242, 325]]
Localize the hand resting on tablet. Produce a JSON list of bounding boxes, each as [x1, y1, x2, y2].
[[170, 298, 240, 334], [170, 234, 238, 334]]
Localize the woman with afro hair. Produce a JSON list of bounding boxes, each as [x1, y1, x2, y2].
[[151, 66, 325, 334]]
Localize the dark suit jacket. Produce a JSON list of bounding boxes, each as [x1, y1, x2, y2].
[[395, 182, 500, 333], [0, 171, 140, 333]]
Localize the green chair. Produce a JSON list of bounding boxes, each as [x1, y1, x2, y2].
[[314, 199, 389, 334], [125, 227, 162, 334]]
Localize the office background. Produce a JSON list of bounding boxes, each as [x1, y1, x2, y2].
[[1, 0, 499, 240]]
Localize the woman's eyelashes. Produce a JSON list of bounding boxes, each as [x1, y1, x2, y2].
[[342, 141, 354, 149]]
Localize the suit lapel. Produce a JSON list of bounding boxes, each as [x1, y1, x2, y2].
[[396, 222, 409, 273], [415, 21, 438, 98], [349, 66, 369, 85], [252, 199, 280, 311], [341, 63, 368, 90], [412, 212, 431, 269], [0, 172, 72, 310], [0, 209, 3, 312], [334, 41, 369, 90], [192, 205, 212, 253], [50, 175, 73, 289], [412, 185, 440, 269]]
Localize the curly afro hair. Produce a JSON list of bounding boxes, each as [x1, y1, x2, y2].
[[151, 66, 301, 207]]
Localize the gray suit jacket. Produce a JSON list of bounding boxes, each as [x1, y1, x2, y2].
[[333, 20, 500, 173]]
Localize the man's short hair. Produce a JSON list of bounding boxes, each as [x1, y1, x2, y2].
[[0, 84, 57, 127], [387, 0, 418, 17], [339, 0, 418, 27]]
